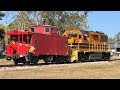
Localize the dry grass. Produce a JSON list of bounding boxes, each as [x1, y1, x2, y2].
[[0, 59, 120, 79], [0, 59, 13, 65]]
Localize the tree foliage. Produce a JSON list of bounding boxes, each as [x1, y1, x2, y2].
[[8, 11, 89, 34], [0, 11, 5, 20], [0, 24, 6, 43], [108, 32, 120, 41], [0, 12, 5, 42], [114, 32, 120, 41]]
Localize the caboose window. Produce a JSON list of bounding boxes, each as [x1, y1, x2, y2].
[[31, 28, 34, 32], [11, 35, 17, 41], [26, 36, 30, 44], [34, 39, 37, 46], [19, 35, 22, 43], [45, 28, 50, 32]]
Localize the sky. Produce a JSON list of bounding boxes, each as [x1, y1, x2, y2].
[[0, 11, 120, 38], [87, 11, 120, 38]]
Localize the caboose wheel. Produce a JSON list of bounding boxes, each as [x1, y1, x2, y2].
[[14, 61, 18, 65], [44, 60, 48, 64], [26, 61, 30, 65], [5, 56, 12, 60], [13, 58, 18, 65], [58, 57, 64, 64], [73, 60, 80, 63], [22, 62, 26, 64], [13, 60, 18, 65], [32, 56, 39, 65]]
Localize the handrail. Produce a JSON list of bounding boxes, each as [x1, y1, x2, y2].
[[88, 43, 108, 52], [68, 42, 109, 52]]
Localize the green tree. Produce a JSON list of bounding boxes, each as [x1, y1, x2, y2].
[[0, 11, 5, 20], [0, 24, 6, 43], [8, 11, 36, 30], [115, 32, 120, 41], [108, 32, 120, 41], [0, 11, 5, 42], [7, 11, 89, 34], [40, 11, 89, 34]]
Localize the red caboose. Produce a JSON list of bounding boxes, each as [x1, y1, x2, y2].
[[5, 25, 69, 65]]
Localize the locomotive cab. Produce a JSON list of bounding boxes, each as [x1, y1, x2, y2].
[[62, 30, 89, 45]]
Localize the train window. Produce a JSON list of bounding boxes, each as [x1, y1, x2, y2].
[[94, 35, 99, 40], [105, 36, 108, 41], [11, 35, 17, 41], [11, 36, 16, 40], [72, 34, 77, 37], [26, 36, 31, 44], [100, 35, 104, 41], [84, 36, 87, 40], [34, 39, 37, 46], [67, 34, 71, 37], [19, 35, 22, 43], [100, 35, 107, 42], [31, 28, 34, 32], [67, 34, 77, 37], [45, 28, 50, 32], [79, 35, 81, 39]]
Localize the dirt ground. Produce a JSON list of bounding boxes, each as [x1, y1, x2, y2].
[[0, 59, 120, 79]]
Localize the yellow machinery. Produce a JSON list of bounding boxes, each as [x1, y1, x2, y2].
[[62, 30, 110, 62]]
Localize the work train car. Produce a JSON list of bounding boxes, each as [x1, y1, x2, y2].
[[108, 41, 120, 60], [5, 25, 69, 65], [62, 30, 110, 62], [5, 25, 111, 65]]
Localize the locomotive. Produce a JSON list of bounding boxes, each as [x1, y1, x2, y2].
[[62, 30, 110, 62], [5, 25, 111, 65]]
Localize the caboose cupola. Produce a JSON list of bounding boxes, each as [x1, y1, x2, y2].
[[30, 25, 59, 35]]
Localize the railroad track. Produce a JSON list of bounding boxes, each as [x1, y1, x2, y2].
[[0, 62, 71, 71], [0, 63, 48, 71], [0, 59, 119, 71]]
